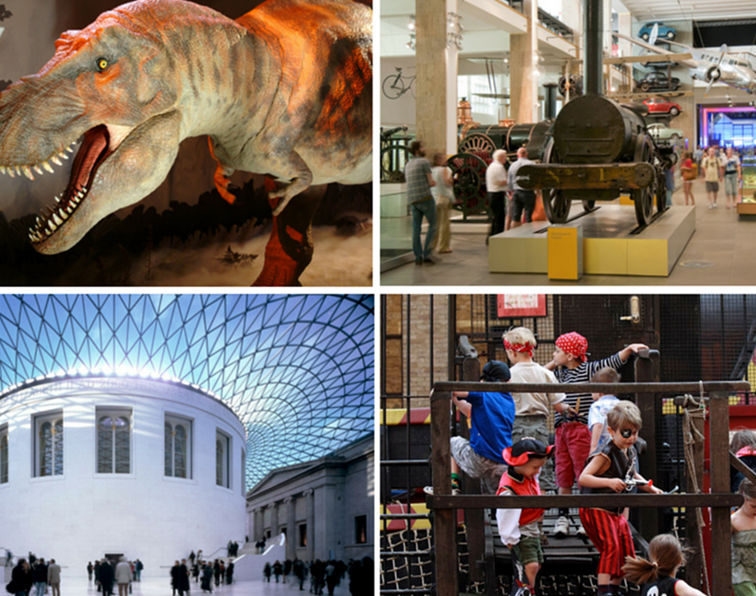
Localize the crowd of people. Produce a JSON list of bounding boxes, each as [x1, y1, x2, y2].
[[262, 557, 372, 595], [432, 326, 720, 594], [6, 555, 61, 596], [680, 145, 747, 210]]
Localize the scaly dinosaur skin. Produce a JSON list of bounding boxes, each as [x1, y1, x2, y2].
[[0, 0, 372, 286]]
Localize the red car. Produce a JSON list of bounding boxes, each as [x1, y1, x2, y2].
[[643, 97, 681, 116]]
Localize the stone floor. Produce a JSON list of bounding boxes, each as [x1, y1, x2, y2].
[[48, 575, 352, 596], [380, 184, 756, 286]]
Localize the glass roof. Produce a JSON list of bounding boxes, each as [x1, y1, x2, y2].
[[0, 294, 375, 488]]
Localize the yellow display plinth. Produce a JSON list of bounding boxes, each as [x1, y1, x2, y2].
[[547, 226, 583, 280], [488, 204, 695, 277], [619, 194, 633, 206]]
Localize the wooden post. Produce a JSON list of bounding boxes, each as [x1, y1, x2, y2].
[[431, 390, 458, 596], [634, 349, 660, 538], [709, 391, 731, 596], [460, 358, 485, 589], [684, 401, 705, 589]]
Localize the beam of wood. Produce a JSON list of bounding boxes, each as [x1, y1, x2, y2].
[[709, 392, 733, 596], [730, 452, 756, 486], [430, 391, 457, 596], [426, 493, 742, 509], [607, 91, 695, 99], [432, 381, 750, 393]]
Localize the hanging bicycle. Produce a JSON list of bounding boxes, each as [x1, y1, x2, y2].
[[382, 67, 416, 100]]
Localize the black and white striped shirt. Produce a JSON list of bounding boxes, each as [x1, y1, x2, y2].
[[553, 352, 625, 427]]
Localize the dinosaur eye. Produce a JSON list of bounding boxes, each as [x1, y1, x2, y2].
[[96, 58, 109, 72]]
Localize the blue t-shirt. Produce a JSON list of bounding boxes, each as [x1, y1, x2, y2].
[[464, 391, 515, 463]]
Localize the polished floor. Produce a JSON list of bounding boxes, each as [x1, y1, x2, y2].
[[50, 575, 352, 595], [381, 182, 756, 286]]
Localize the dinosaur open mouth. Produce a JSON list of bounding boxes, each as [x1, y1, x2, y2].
[[28, 125, 112, 244]]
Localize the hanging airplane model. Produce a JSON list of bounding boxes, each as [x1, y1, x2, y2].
[[616, 24, 756, 96]]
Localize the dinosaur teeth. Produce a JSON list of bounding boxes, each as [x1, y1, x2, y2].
[[22, 166, 34, 180], [65, 145, 74, 153], [0, 166, 5, 175], [42, 160, 54, 174], [14, 166, 21, 175], [59, 209, 68, 221], [52, 213, 63, 226], [33, 164, 43, 175], [51, 156, 63, 167], [48, 220, 57, 233], [59, 151, 69, 161], [7, 168, 14, 178]]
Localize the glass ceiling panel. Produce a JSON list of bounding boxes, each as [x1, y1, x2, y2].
[[0, 294, 374, 488]]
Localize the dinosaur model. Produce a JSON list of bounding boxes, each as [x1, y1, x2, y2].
[[0, 0, 372, 286]]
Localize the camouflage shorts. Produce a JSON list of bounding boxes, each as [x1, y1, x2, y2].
[[450, 436, 506, 494], [511, 415, 555, 492]]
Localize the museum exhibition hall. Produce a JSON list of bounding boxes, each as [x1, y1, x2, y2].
[[0, 294, 375, 586], [380, 0, 756, 286]]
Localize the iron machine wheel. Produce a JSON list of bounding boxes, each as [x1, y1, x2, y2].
[[632, 136, 657, 226], [380, 144, 411, 182], [458, 133, 497, 159], [541, 139, 571, 223], [447, 153, 491, 220]]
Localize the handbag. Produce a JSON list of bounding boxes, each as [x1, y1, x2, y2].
[[682, 169, 695, 181], [5, 580, 15, 594]]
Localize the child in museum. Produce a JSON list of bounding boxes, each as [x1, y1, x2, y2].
[[426, 360, 515, 495], [732, 477, 756, 595], [579, 400, 663, 595], [545, 332, 648, 537], [588, 368, 621, 457], [503, 326, 570, 494], [621, 534, 706, 595], [681, 151, 696, 206], [731, 429, 756, 493], [496, 437, 554, 594]]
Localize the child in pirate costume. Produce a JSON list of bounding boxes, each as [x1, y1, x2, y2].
[[546, 332, 648, 537], [496, 438, 554, 593], [579, 401, 662, 596]]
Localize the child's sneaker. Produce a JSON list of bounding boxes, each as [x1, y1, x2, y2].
[[577, 523, 587, 537], [423, 486, 461, 495], [553, 516, 570, 538]]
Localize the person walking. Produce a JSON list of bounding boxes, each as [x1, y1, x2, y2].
[[404, 140, 437, 265], [200, 562, 213, 594], [431, 153, 455, 253], [99, 559, 114, 596], [177, 560, 190, 596], [114, 557, 132, 596], [507, 147, 537, 229], [46, 560, 61, 596], [486, 150, 508, 237], [702, 146, 724, 209], [32, 558, 47, 596], [9, 559, 33, 596], [87, 562, 93, 582]]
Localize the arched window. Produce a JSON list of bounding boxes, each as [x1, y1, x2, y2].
[[0, 426, 8, 484], [35, 413, 63, 477], [165, 416, 192, 479], [216, 431, 230, 488], [97, 409, 131, 474]]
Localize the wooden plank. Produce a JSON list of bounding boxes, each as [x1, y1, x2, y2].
[[430, 390, 457, 596], [427, 493, 742, 509], [709, 392, 733, 596], [606, 91, 695, 99], [432, 381, 749, 393], [731, 452, 756, 486]]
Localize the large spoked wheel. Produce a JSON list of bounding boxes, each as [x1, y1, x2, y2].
[[541, 139, 571, 223], [380, 144, 411, 182], [655, 170, 667, 214], [447, 153, 490, 220], [632, 136, 657, 226], [382, 74, 406, 100], [459, 133, 496, 158]]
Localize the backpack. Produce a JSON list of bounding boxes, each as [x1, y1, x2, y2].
[[6, 580, 16, 594]]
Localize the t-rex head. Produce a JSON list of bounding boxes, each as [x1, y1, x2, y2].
[[0, 1, 216, 253]]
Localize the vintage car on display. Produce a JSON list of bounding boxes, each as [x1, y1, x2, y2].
[[641, 42, 679, 67], [643, 97, 682, 116], [647, 123, 684, 142], [638, 22, 677, 41], [636, 71, 681, 92]]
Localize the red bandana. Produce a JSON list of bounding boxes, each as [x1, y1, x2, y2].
[[555, 332, 588, 363], [503, 339, 534, 357]]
